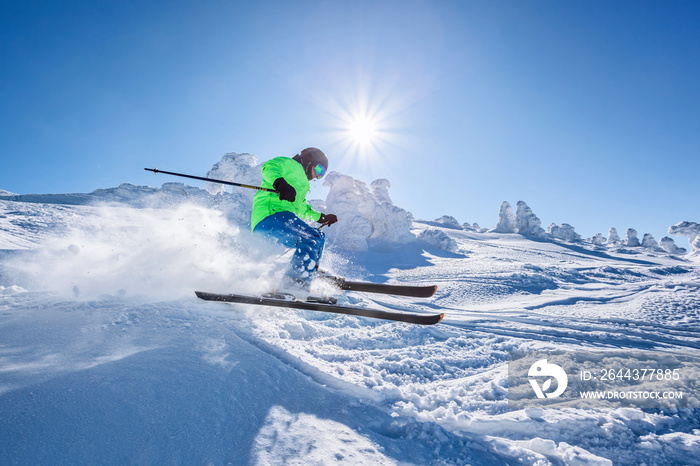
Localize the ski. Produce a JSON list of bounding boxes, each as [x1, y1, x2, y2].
[[195, 291, 444, 325], [318, 274, 438, 298]]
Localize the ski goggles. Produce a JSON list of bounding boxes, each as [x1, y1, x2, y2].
[[313, 163, 327, 179]]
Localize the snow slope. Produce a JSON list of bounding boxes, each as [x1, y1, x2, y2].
[[1, 164, 699, 465]]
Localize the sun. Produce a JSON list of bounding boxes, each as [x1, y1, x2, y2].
[[348, 116, 377, 146], [330, 107, 395, 171], [316, 78, 410, 172]]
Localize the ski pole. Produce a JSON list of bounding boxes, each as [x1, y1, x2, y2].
[[144, 167, 276, 193]]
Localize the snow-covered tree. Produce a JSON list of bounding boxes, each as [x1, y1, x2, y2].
[[660, 237, 686, 255], [547, 223, 581, 242], [590, 233, 606, 246], [641, 233, 660, 251], [206, 152, 261, 196], [515, 201, 546, 238], [323, 172, 415, 251], [669, 221, 700, 255], [606, 227, 621, 245], [463, 222, 485, 232], [370, 179, 392, 204], [321, 173, 373, 250], [492, 201, 516, 233], [625, 228, 640, 247], [202, 152, 264, 225], [363, 179, 415, 245]]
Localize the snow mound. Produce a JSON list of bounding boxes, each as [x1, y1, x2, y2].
[[252, 406, 394, 464], [323, 172, 415, 251], [418, 229, 459, 253], [0, 285, 26, 296], [513, 438, 613, 466], [433, 215, 462, 230]]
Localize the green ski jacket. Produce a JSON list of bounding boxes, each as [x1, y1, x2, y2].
[[251, 157, 322, 231]]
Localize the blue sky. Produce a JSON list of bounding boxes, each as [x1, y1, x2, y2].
[[1, 0, 698, 242]]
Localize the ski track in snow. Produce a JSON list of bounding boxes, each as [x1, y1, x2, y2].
[[1, 197, 699, 465]]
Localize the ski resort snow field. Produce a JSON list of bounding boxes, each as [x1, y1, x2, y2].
[[1, 153, 699, 465]]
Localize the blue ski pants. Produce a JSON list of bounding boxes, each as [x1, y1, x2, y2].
[[253, 211, 325, 288]]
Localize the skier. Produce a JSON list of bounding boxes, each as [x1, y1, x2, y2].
[[251, 147, 338, 294]]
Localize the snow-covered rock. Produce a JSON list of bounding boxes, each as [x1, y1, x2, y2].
[[492, 201, 516, 233], [515, 201, 546, 238]]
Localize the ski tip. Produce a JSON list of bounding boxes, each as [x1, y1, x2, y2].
[[438, 313, 445, 323]]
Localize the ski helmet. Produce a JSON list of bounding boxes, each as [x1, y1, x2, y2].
[[298, 147, 328, 178]]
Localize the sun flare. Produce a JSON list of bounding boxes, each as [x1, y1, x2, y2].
[[330, 106, 395, 171], [348, 117, 377, 145], [318, 78, 412, 172]]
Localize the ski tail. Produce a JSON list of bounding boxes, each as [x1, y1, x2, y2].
[[319, 274, 437, 298], [195, 291, 444, 325]]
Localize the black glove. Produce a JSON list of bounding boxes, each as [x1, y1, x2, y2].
[[319, 213, 338, 227], [273, 177, 296, 203]]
